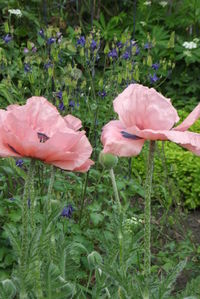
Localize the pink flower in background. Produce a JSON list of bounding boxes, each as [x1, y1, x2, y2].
[[0, 97, 93, 172], [101, 84, 200, 156]]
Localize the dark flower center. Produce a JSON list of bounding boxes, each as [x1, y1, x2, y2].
[[121, 131, 142, 140], [8, 144, 20, 154], [37, 132, 49, 143]]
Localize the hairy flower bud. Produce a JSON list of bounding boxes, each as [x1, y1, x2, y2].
[[99, 152, 118, 169]]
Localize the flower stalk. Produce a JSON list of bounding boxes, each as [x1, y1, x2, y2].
[[47, 165, 55, 215], [144, 140, 155, 277], [109, 168, 121, 213], [20, 158, 35, 298]]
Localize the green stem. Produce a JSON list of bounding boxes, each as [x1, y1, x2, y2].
[[20, 159, 35, 297], [47, 165, 55, 215], [30, 161, 36, 230], [79, 171, 89, 226], [109, 168, 121, 213], [144, 141, 155, 277]]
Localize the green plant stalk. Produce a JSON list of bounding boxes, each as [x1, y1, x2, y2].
[[30, 160, 36, 230], [144, 141, 155, 277], [20, 158, 35, 298], [109, 168, 121, 213], [47, 165, 55, 215], [79, 171, 89, 225]]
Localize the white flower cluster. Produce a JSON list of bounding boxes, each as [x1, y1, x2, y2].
[[8, 9, 22, 17], [144, 1, 151, 6], [182, 41, 197, 49], [159, 1, 168, 7]]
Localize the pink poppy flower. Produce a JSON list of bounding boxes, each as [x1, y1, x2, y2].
[[101, 84, 200, 156], [0, 97, 94, 172]]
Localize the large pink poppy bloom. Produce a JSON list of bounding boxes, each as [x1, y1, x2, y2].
[[0, 97, 94, 172], [101, 84, 200, 156]]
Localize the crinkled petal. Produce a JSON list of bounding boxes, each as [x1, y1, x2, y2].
[[64, 114, 82, 131], [53, 158, 94, 172], [174, 103, 200, 131], [126, 127, 200, 155], [101, 120, 145, 157], [114, 84, 179, 131]]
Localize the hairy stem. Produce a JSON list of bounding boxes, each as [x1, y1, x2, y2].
[[144, 141, 155, 277], [109, 168, 121, 213], [30, 161, 36, 230], [20, 159, 35, 298], [47, 165, 55, 215]]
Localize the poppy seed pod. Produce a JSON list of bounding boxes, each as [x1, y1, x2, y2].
[[99, 151, 118, 169]]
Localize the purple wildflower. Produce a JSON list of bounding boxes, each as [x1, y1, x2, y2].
[[44, 61, 53, 70], [24, 63, 31, 73], [77, 36, 86, 47], [16, 159, 24, 168], [32, 46, 37, 53], [98, 90, 107, 98], [144, 42, 152, 49], [24, 47, 29, 54], [47, 37, 56, 45], [108, 49, 118, 59], [58, 101, 65, 111], [3, 34, 12, 43], [39, 29, 45, 38], [135, 46, 140, 55], [60, 205, 74, 218], [122, 51, 130, 60], [91, 40, 97, 51], [55, 91, 62, 99], [69, 100, 75, 108], [152, 63, 160, 70], [149, 73, 159, 84], [117, 41, 123, 49]]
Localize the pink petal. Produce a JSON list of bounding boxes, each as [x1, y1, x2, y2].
[[101, 120, 145, 157], [73, 159, 94, 172], [64, 114, 82, 131], [173, 103, 200, 131], [44, 132, 93, 171], [53, 159, 94, 172], [25, 96, 67, 137], [114, 84, 179, 131], [6, 104, 20, 111], [126, 127, 200, 156]]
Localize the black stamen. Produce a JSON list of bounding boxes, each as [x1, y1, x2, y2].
[[37, 132, 49, 143], [121, 131, 142, 140], [8, 144, 20, 154]]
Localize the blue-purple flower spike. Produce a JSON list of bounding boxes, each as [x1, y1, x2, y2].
[[3, 34, 12, 43], [108, 49, 118, 59], [77, 36, 86, 47], [149, 73, 159, 84], [152, 63, 160, 70], [61, 205, 74, 218], [91, 40, 97, 51], [16, 159, 24, 168]]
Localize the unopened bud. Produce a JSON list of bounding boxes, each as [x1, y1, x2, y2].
[[99, 152, 118, 169]]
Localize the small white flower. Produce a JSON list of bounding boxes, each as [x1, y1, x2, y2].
[[8, 9, 22, 17], [159, 1, 168, 7], [140, 21, 147, 26], [182, 41, 197, 49], [144, 1, 151, 6]]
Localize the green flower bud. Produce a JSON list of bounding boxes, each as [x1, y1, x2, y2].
[[99, 152, 118, 169]]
